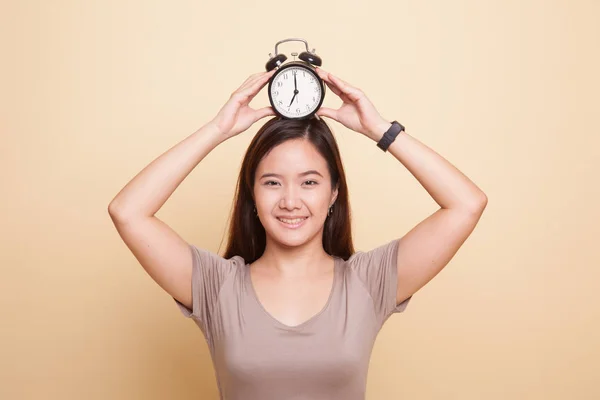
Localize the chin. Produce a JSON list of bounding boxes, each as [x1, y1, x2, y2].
[[265, 216, 321, 246]]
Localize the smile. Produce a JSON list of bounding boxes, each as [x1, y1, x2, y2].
[[276, 217, 308, 228]]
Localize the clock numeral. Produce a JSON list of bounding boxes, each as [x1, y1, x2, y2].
[[313, 96, 316, 102], [274, 90, 279, 96], [296, 108, 301, 113], [278, 100, 283, 105], [314, 87, 318, 92], [283, 73, 288, 79], [277, 81, 282, 87], [305, 105, 310, 111]]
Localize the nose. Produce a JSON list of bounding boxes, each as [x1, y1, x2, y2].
[[279, 185, 302, 210]]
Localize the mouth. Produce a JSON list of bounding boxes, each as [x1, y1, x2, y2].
[[276, 216, 308, 229]]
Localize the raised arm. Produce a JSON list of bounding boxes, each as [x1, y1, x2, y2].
[[314, 66, 487, 308], [108, 70, 275, 310], [108, 123, 224, 310], [381, 130, 487, 306]]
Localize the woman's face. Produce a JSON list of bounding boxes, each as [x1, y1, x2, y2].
[[253, 139, 338, 247]]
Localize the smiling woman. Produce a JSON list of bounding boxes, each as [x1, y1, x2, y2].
[[108, 67, 486, 400], [167, 116, 418, 399]]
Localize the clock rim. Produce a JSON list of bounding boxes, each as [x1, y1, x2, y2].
[[267, 61, 326, 120]]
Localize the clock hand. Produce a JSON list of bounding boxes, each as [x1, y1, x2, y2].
[[288, 70, 299, 107], [294, 70, 297, 91]]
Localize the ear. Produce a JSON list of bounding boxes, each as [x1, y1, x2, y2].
[[331, 185, 339, 206]]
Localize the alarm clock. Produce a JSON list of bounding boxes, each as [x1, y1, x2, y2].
[[265, 38, 325, 120]]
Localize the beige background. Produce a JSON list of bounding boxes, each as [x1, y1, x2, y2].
[[1, 0, 598, 398]]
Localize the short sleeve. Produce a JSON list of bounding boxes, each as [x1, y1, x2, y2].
[[173, 244, 239, 337], [348, 238, 412, 325]]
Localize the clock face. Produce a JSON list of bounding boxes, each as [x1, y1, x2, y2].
[[269, 65, 324, 119]]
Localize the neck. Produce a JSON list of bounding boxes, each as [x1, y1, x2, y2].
[[256, 236, 334, 279]]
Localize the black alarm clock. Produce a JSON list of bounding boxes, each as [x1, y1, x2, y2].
[[265, 38, 325, 120]]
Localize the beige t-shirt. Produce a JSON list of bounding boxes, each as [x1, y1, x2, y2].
[[174, 238, 412, 400]]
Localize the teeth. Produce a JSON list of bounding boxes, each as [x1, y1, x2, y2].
[[277, 217, 307, 224]]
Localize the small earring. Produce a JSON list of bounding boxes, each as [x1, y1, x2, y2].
[[328, 204, 333, 216], [253, 204, 257, 215]]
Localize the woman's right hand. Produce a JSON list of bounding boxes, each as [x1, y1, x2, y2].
[[209, 69, 277, 141]]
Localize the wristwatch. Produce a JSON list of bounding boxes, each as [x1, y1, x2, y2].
[[376, 121, 405, 152]]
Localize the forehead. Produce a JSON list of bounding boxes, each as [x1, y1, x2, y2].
[[256, 139, 328, 175]]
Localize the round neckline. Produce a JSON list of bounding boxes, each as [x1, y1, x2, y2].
[[245, 256, 340, 330]]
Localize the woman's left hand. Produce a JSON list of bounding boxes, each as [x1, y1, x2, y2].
[[314, 67, 391, 141]]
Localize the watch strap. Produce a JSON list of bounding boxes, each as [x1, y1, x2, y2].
[[376, 121, 405, 152]]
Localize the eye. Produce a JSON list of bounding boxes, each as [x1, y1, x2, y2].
[[263, 180, 318, 186]]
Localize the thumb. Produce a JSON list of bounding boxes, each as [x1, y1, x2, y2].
[[254, 106, 276, 121], [316, 107, 338, 121]]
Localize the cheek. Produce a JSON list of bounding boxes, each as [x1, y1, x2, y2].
[[304, 193, 333, 216], [312, 195, 330, 208], [255, 190, 279, 206]]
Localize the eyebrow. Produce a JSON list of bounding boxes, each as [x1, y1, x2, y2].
[[260, 170, 324, 179]]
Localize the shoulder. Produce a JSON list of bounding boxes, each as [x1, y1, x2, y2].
[[189, 244, 246, 276], [346, 238, 401, 267]]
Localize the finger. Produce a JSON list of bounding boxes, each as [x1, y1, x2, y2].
[[254, 106, 276, 121], [316, 67, 353, 102], [316, 69, 345, 99], [231, 71, 275, 103], [315, 67, 345, 90], [323, 79, 352, 103], [241, 73, 260, 85], [237, 72, 263, 91], [316, 67, 362, 100], [327, 73, 362, 99], [240, 69, 276, 96], [234, 71, 273, 98], [242, 69, 275, 90], [331, 78, 364, 103], [328, 73, 348, 91], [316, 107, 338, 121], [314, 66, 333, 87], [322, 77, 343, 97]]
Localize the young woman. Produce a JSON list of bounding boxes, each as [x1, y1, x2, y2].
[[108, 67, 487, 399]]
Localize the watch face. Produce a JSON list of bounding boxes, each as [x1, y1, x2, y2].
[[269, 65, 324, 119]]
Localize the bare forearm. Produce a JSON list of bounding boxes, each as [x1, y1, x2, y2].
[[372, 124, 487, 212], [108, 122, 224, 219]]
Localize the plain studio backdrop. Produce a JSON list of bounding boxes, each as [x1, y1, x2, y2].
[[1, 0, 598, 399]]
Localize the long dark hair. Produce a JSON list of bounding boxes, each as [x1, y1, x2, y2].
[[220, 116, 355, 263]]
